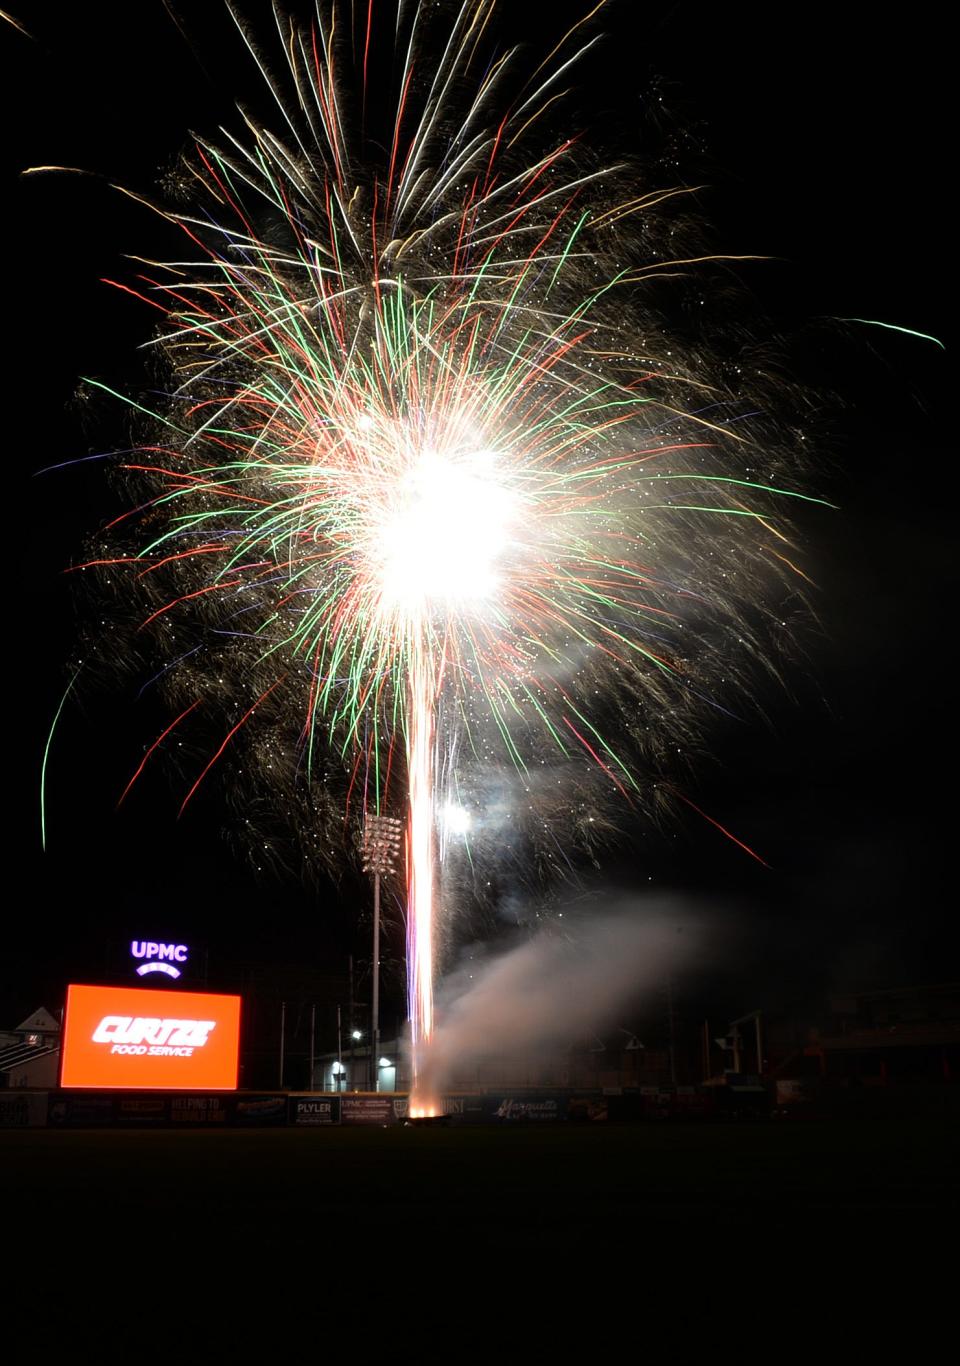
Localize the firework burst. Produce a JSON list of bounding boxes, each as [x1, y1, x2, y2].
[[66, 0, 823, 1103]]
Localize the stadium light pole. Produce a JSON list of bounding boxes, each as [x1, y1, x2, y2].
[[361, 814, 403, 1091]]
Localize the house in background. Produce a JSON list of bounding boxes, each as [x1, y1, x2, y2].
[[0, 1007, 61, 1088]]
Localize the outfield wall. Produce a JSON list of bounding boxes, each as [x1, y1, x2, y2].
[[0, 1087, 720, 1127]]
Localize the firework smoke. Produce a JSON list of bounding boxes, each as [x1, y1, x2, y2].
[[422, 896, 703, 1096]]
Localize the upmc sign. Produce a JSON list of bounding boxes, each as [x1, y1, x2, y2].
[[61, 984, 241, 1090]]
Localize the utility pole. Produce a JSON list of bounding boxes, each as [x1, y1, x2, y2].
[[756, 1012, 763, 1075], [361, 814, 403, 1091], [349, 950, 357, 1065], [279, 1000, 286, 1089], [337, 1005, 343, 1091], [666, 974, 677, 1086], [309, 1003, 316, 1090]]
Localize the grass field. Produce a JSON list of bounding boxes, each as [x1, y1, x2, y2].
[[3, 1118, 954, 1237], [2, 1119, 954, 1344]]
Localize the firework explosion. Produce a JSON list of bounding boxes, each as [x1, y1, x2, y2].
[[66, 1, 821, 1107]]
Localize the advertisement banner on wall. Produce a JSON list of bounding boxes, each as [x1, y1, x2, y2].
[[233, 1094, 288, 1125], [568, 1095, 610, 1122], [60, 984, 241, 1091], [48, 1093, 116, 1127], [490, 1095, 565, 1122], [392, 1095, 471, 1121], [0, 1092, 49, 1128], [341, 1095, 399, 1125], [289, 1094, 340, 1125], [115, 1095, 170, 1126], [170, 1094, 230, 1124], [410, 1094, 565, 1124]]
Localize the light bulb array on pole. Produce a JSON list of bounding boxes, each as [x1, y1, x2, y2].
[[361, 814, 403, 1090]]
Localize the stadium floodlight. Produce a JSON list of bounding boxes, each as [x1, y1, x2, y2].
[[361, 814, 403, 1090]]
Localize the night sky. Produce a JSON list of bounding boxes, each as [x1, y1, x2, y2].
[[6, 2, 953, 1037]]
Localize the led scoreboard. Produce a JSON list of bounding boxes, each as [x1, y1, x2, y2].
[[61, 984, 241, 1090]]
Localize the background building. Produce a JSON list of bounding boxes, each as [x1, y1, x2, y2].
[[0, 1008, 61, 1088]]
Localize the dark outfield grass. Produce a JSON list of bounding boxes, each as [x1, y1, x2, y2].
[[2, 1120, 955, 1342], [3, 1118, 955, 1239]]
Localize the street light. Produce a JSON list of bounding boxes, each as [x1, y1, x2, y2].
[[361, 813, 403, 1091], [348, 1027, 362, 1092]]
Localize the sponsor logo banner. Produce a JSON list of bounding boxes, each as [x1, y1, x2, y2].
[[61, 984, 241, 1090], [394, 1095, 466, 1120], [116, 1096, 169, 1126], [289, 1095, 340, 1126], [0, 1093, 49, 1128], [493, 1095, 563, 1122], [341, 1095, 399, 1125], [568, 1095, 609, 1122], [48, 1093, 116, 1127], [170, 1094, 229, 1124], [234, 1094, 288, 1125], [397, 1094, 566, 1124]]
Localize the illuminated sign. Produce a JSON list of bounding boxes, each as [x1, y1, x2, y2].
[[130, 941, 189, 979], [91, 1016, 217, 1054], [61, 985, 240, 1090]]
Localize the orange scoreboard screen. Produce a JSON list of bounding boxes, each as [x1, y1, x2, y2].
[[61, 984, 241, 1090]]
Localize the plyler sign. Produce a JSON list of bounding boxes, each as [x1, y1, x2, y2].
[[61, 984, 241, 1090]]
